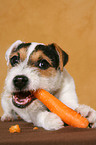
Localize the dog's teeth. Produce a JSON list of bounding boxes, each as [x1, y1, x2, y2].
[[12, 91, 36, 108]]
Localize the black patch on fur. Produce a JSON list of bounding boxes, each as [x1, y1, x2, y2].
[[52, 43, 68, 67], [13, 43, 31, 52], [35, 44, 59, 69], [62, 50, 68, 66]]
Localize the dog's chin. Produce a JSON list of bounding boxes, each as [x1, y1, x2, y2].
[[12, 91, 36, 109]]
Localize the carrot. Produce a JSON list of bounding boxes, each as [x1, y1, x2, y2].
[[34, 89, 89, 128], [9, 124, 21, 133], [33, 127, 39, 130]]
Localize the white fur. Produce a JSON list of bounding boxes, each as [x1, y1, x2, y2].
[[1, 40, 96, 130], [5, 40, 22, 66]]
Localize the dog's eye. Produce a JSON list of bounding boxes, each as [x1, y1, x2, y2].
[[37, 59, 51, 70], [10, 55, 20, 67]]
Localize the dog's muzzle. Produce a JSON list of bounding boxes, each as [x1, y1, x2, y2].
[[12, 75, 36, 108]]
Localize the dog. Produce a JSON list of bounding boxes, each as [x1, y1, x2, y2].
[[1, 40, 96, 130]]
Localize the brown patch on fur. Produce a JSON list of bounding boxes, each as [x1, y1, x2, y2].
[[9, 47, 27, 69], [53, 43, 64, 71], [19, 48, 27, 61], [28, 50, 52, 66], [39, 67, 57, 77], [28, 50, 57, 77]]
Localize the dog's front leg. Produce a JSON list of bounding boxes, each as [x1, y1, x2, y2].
[[32, 110, 64, 130], [1, 90, 17, 121]]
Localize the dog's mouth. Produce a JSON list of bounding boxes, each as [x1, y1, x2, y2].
[[12, 91, 36, 108]]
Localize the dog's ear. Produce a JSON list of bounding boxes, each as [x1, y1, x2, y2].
[[53, 43, 68, 71], [5, 40, 22, 66]]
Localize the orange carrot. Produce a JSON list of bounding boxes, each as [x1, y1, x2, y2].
[[34, 89, 89, 128], [33, 127, 39, 130], [9, 124, 21, 133]]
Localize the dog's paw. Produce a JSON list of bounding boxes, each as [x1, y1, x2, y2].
[[1, 113, 14, 122], [43, 112, 64, 130], [91, 123, 96, 128], [76, 104, 96, 128]]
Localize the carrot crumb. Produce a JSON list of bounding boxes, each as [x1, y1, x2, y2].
[[9, 124, 21, 133], [33, 127, 38, 130]]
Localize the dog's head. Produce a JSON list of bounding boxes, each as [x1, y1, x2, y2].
[[5, 40, 68, 108]]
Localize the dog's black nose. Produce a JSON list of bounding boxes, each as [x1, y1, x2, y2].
[[13, 75, 28, 90]]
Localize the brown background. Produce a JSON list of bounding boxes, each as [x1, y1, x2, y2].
[[0, 0, 96, 116]]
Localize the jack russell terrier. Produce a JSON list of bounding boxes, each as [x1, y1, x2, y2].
[[1, 40, 96, 130]]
